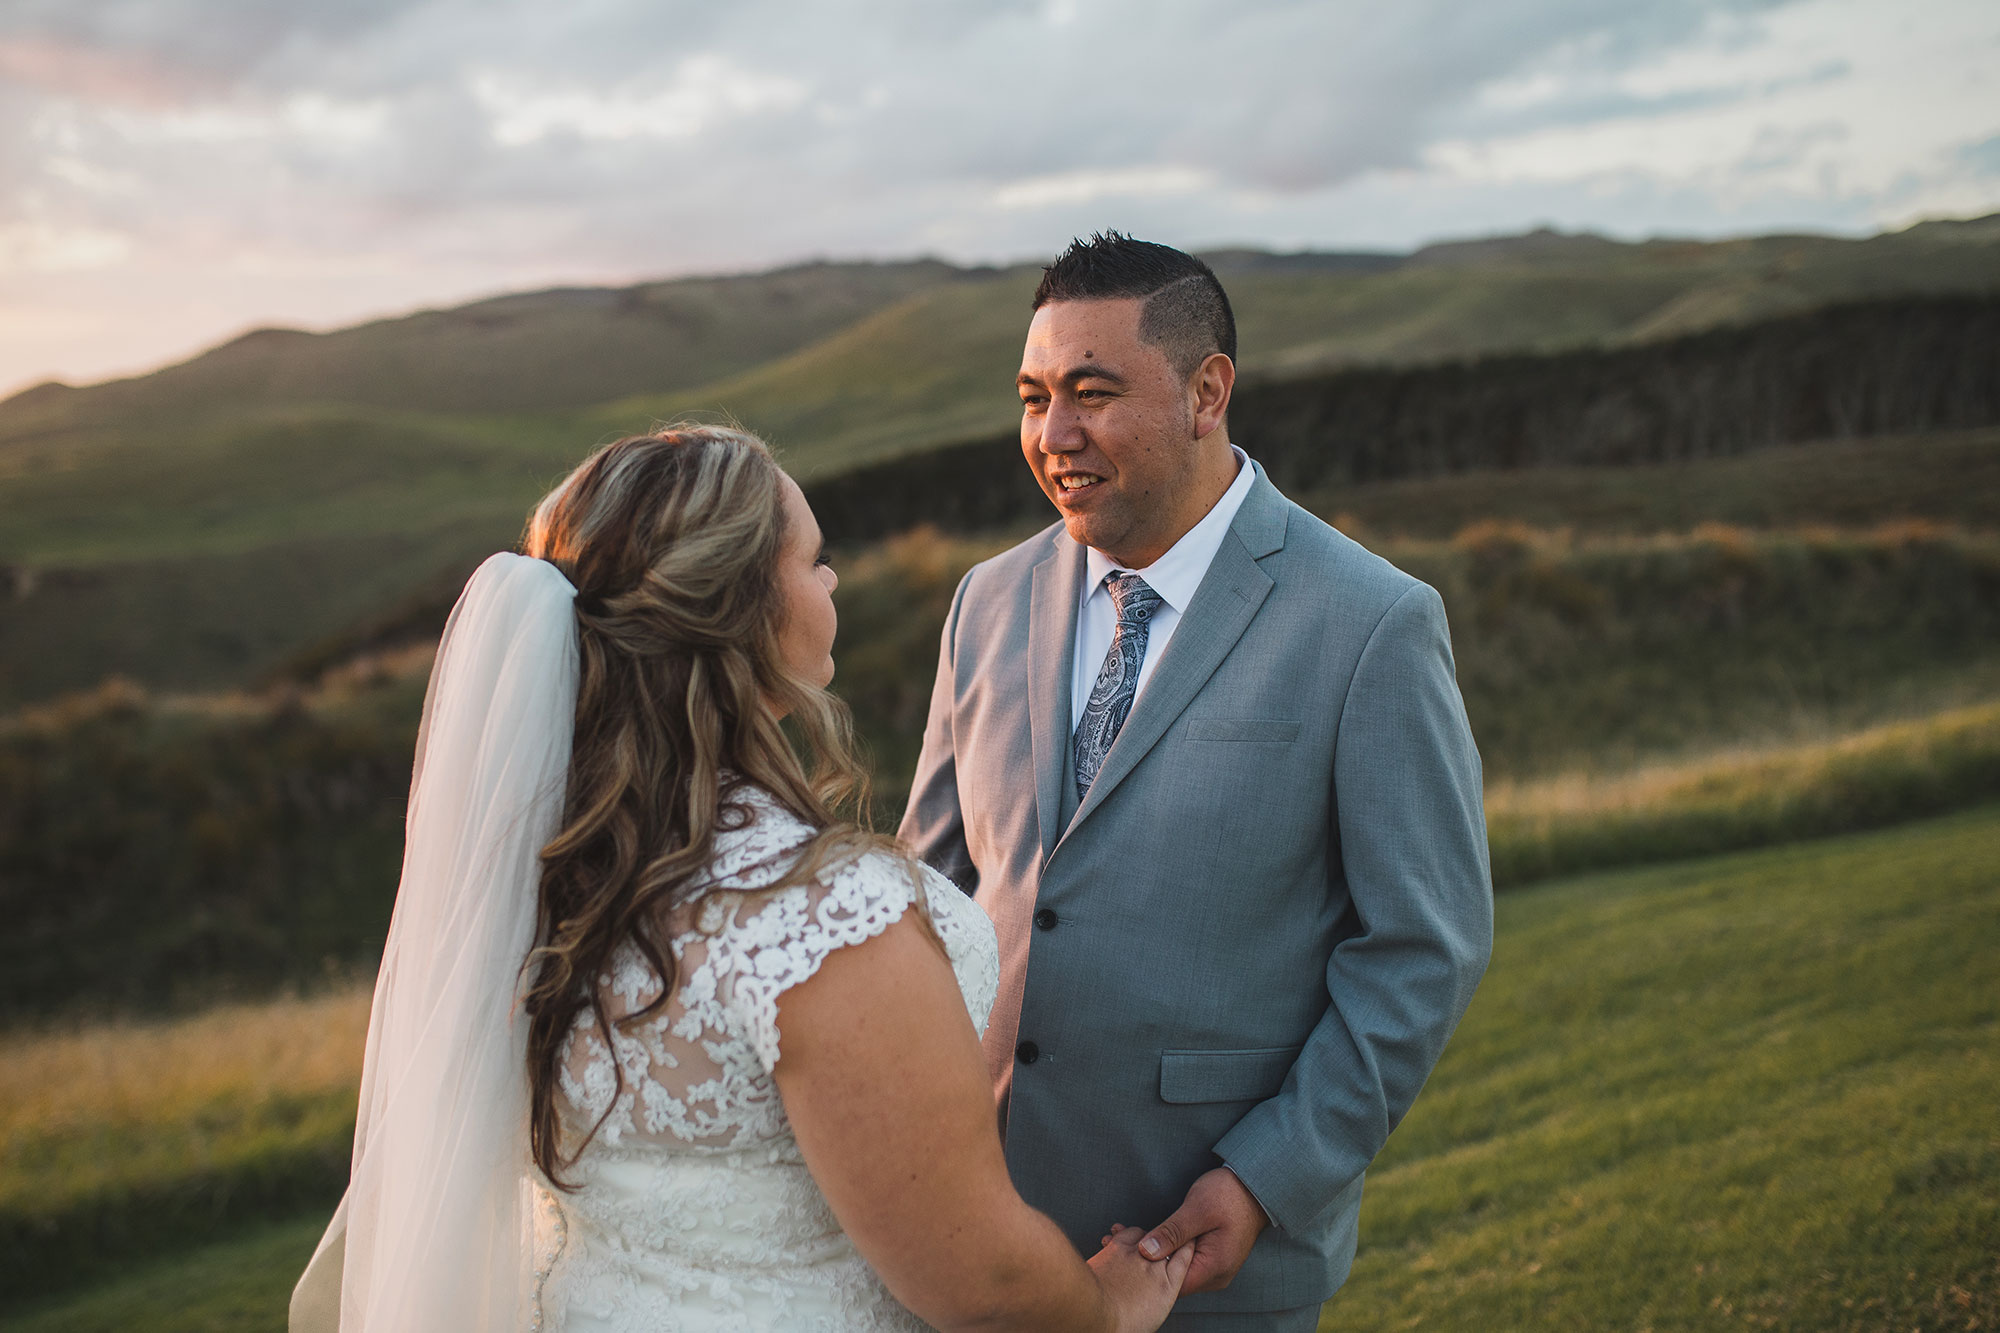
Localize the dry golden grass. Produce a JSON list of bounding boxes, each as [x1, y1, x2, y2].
[[0, 643, 439, 742], [1486, 697, 2000, 823], [307, 643, 436, 702], [1484, 697, 2000, 886], [0, 986, 370, 1302], [0, 986, 370, 1151]]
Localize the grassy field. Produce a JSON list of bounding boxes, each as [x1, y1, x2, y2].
[[1330, 804, 2000, 1332], [5, 806, 1993, 1329], [1, 1216, 328, 1333]]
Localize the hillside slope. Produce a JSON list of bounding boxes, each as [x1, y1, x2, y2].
[[0, 259, 964, 432], [6, 218, 1998, 541], [581, 265, 1045, 478], [581, 220, 2000, 472], [3, 218, 1997, 708]]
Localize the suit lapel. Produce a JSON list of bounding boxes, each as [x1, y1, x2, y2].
[[1027, 534, 1084, 864], [1060, 467, 1290, 844]]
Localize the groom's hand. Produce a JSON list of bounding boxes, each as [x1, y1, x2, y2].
[[1136, 1166, 1269, 1293]]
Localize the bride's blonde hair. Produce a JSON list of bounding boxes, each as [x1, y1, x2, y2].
[[519, 425, 891, 1187]]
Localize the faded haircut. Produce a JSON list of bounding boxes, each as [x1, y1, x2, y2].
[[1032, 231, 1237, 380]]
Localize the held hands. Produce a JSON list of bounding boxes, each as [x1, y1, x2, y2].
[[1133, 1166, 1270, 1294], [1088, 1225, 1194, 1333], [1090, 1165, 1268, 1328]]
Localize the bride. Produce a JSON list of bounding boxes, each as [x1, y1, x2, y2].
[[291, 426, 1192, 1331]]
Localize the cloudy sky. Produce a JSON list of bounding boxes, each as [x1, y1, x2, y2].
[[2, 0, 1995, 398]]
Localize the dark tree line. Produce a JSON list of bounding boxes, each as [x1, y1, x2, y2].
[[271, 294, 2000, 680], [807, 295, 2000, 546]]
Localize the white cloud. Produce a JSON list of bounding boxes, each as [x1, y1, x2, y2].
[[0, 0, 1994, 397], [0, 219, 131, 269], [994, 167, 1217, 212], [1419, 0, 2000, 225], [473, 56, 807, 147]]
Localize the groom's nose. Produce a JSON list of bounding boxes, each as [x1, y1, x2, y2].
[[1038, 398, 1087, 453]]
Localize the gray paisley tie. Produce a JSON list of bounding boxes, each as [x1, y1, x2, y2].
[[1073, 572, 1166, 798]]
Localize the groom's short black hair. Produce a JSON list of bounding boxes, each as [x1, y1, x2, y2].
[[1033, 232, 1237, 381]]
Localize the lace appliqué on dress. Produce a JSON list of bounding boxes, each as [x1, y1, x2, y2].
[[532, 788, 999, 1333]]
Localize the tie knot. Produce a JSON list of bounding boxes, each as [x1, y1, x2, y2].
[[1104, 572, 1164, 624]]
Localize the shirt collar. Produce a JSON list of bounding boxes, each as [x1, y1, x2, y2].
[[1084, 445, 1254, 612]]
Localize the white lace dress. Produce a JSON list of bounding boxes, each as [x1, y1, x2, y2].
[[531, 788, 999, 1332]]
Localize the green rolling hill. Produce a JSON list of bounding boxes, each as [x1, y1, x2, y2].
[[3, 259, 965, 425], [582, 218, 2000, 477], [579, 264, 1047, 478], [1, 216, 1996, 709], [8, 215, 1999, 558]]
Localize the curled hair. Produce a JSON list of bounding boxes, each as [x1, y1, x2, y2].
[[1033, 230, 1237, 379], [519, 425, 898, 1187]]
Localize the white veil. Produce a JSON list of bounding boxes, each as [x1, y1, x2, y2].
[[292, 552, 579, 1332]]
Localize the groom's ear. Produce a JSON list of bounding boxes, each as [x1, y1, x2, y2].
[[1190, 352, 1234, 440]]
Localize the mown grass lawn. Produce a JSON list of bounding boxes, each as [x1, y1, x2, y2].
[[1330, 804, 2000, 1331], [7, 808, 1994, 1331]]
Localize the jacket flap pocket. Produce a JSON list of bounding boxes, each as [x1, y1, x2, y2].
[[1184, 717, 1302, 744], [1158, 1046, 1304, 1105]]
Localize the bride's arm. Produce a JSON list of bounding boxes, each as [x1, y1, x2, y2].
[[773, 911, 1190, 1333]]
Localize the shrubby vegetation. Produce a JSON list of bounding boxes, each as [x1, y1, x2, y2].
[[6, 519, 1996, 1022], [835, 519, 2000, 790], [1406, 519, 2000, 776], [0, 666, 423, 1018]]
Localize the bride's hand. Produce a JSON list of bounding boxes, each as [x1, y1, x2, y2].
[[1088, 1223, 1193, 1333]]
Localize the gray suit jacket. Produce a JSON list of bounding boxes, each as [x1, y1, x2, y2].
[[899, 463, 1493, 1313]]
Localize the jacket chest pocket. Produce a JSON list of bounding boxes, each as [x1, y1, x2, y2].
[[1158, 1045, 1304, 1104], [1183, 717, 1301, 744]]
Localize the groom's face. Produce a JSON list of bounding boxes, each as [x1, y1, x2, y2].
[[1017, 297, 1202, 569]]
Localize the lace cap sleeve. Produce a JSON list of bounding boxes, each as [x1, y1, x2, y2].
[[717, 849, 922, 1075]]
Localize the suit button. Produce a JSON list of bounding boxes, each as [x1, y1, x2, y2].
[[1016, 1041, 1040, 1065], [1034, 909, 1059, 931]]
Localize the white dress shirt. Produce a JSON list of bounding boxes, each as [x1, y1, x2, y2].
[[1070, 445, 1255, 731]]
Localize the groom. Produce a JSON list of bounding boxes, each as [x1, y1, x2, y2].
[[899, 233, 1493, 1329]]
